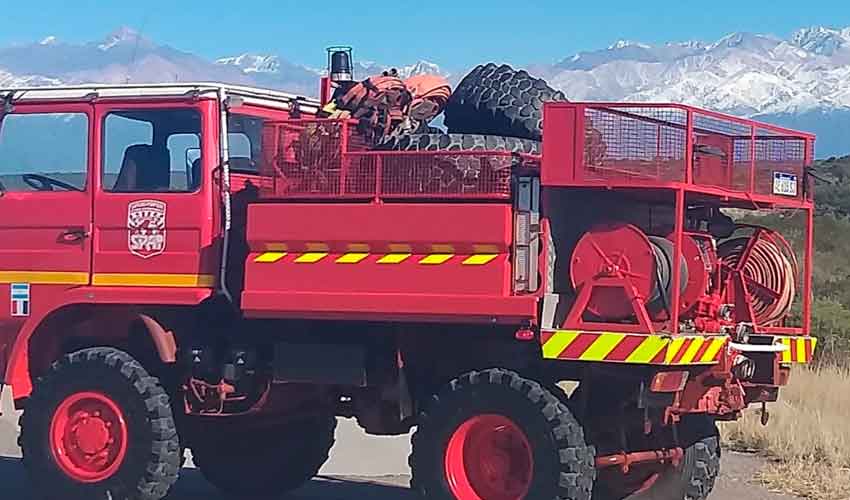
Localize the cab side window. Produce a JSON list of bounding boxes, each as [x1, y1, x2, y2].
[[103, 109, 202, 193], [0, 113, 88, 192], [227, 114, 266, 173]]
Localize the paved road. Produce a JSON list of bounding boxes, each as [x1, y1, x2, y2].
[[0, 392, 799, 500]]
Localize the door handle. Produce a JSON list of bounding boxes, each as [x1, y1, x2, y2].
[[59, 228, 89, 243]]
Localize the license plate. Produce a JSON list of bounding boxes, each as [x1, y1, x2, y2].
[[773, 172, 798, 197]]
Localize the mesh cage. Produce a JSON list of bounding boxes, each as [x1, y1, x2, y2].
[[259, 119, 524, 200], [566, 104, 813, 201], [584, 107, 687, 182], [754, 130, 806, 198]]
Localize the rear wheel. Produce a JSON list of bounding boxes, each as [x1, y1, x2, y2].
[[629, 418, 720, 500], [593, 417, 720, 500], [411, 368, 595, 500], [191, 415, 337, 498], [20, 347, 181, 500]]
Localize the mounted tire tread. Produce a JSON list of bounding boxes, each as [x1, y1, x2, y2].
[[376, 133, 541, 154], [410, 368, 595, 500], [445, 63, 568, 140], [20, 347, 181, 500]]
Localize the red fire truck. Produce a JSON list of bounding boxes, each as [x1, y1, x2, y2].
[[0, 51, 816, 500]]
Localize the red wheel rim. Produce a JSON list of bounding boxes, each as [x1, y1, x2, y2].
[[444, 415, 534, 500], [49, 391, 129, 483]]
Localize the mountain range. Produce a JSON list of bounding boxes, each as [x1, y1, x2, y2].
[[1, 26, 849, 156]]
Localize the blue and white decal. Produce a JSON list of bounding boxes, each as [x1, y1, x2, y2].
[[10, 283, 30, 317]]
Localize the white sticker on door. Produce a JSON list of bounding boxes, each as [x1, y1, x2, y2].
[[128, 200, 167, 259]]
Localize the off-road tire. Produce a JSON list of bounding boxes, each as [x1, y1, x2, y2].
[[410, 368, 596, 500], [630, 418, 720, 500], [191, 416, 337, 498], [593, 417, 721, 500], [376, 133, 541, 154], [445, 63, 568, 140], [20, 347, 181, 500]]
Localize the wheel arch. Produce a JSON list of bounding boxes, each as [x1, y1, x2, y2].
[[6, 300, 195, 404]]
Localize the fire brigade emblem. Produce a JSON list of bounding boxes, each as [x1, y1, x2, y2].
[[128, 200, 167, 259]]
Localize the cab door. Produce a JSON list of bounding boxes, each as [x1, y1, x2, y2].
[[91, 100, 219, 290], [0, 103, 93, 369]]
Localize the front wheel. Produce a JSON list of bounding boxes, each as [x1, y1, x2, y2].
[[20, 347, 181, 500], [410, 368, 596, 500]]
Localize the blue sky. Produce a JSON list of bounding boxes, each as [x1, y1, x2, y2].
[[1, 0, 849, 70]]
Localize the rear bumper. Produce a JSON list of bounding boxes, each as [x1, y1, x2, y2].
[[540, 329, 727, 366], [541, 329, 818, 367]]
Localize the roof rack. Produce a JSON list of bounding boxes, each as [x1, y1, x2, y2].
[[0, 82, 322, 114]]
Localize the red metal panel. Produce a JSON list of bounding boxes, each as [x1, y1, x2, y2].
[[542, 103, 577, 185], [247, 203, 512, 254], [244, 203, 519, 320], [242, 292, 538, 324]]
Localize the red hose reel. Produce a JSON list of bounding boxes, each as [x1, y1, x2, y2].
[[718, 226, 797, 327], [567, 222, 796, 332]]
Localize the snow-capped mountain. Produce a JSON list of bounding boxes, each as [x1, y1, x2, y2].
[[1, 26, 849, 156], [542, 28, 850, 115], [534, 26, 850, 156]]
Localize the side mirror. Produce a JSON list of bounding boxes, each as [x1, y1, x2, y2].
[[0, 95, 14, 136]]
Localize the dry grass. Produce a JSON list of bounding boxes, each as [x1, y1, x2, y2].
[[722, 364, 850, 500]]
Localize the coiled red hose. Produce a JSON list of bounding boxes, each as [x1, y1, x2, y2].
[[718, 228, 797, 325]]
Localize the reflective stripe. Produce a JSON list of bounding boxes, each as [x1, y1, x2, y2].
[[665, 337, 689, 364], [336, 253, 369, 264], [0, 271, 89, 285], [775, 337, 817, 364], [542, 331, 580, 359], [700, 338, 727, 362], [254, 252, 287, 263], [92, 273, 215, 287], [625, 335, 668, 363], [377, 253, 411, 264], [797, 337, 807, 363], [294, 253, 328, 263], [462, 254, 499, 265], [419, 254, 454, 265], [580, 333, 626, 361], [542, 330, 729, 366], [679, 337, 706, 364]]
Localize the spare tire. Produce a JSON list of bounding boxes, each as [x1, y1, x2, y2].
[[377, 133, 540, 154], [444, 63, 567, 141], [372, 134, 539, 196]]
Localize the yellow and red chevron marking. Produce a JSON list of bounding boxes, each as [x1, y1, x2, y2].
[[253, 244, 502, 266], [541, 330, 728, 365], [776, 336, 817, 364]]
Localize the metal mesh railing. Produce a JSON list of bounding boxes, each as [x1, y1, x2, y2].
[[564, 104, 813, 201], [584, 107, 687, 182], [259, 119, 529, 200]]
